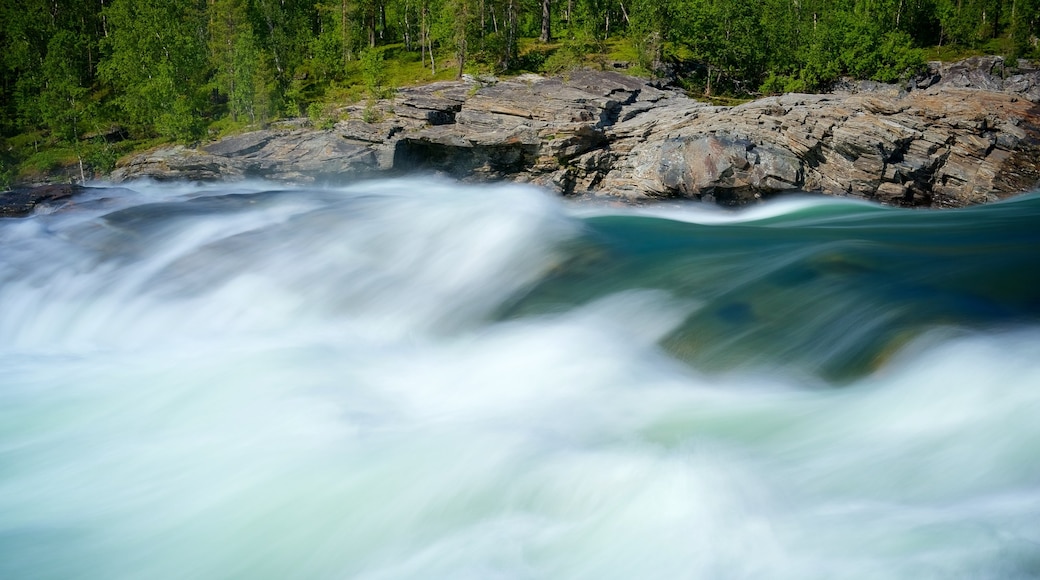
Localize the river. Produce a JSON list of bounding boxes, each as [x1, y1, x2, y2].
[[2, 178, 1039, 578]]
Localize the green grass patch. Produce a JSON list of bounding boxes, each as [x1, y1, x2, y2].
[[514, 39, 557, 73], [3, 131, 162, 183], [376, 43, 458, 87], [923, 45, 989, 62], [605, 38, 641, 64], [6, 131, 49, 156], [17, 146, 81, 178], [306, 43, 457, 112], [206, 117, 256, 141]]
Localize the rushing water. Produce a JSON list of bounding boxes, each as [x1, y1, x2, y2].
[[2, 179, 1040, 579]]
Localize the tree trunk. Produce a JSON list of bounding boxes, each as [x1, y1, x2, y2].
[[505, 0, 517, 66], [429, 33, 436, 73], [540, 0, 551, 42], [342, 0, 349, 64], [456, 0, 469, 78], [256, 0, 283, 73], [380, 2, 387, 40], [369, 8, 377, 48], [404, 0, 411, 51]]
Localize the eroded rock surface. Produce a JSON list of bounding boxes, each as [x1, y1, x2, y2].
[[111, 58, 1040, 207], [0, 184, 86, 217]]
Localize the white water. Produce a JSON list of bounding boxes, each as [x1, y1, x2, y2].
[[2, 180, 1039, 579]]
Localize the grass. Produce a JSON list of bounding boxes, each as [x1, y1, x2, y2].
[[605, 37, 641, 64], [376, 44, 459, 88], [8, 134, 157, 183], [921, 37, 1034, 64], [923, 45, 990, 62], [206, 117, 256, 140], [18, 147, 79, 175]]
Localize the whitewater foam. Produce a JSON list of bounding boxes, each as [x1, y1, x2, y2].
[[2, 179, 1039, 579]]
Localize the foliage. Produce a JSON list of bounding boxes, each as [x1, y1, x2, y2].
[[0, 158, 12, 190], [360, 49, 394, 98], [40, 31, 93, 143], [83, 140, 123, 174], [98, 0, 209, 142], [16, 146, 80, 177], [760, 73, 808, 95], [0, 0, 1037, 182], [307, 102, 339, 129], [210, 0, 275, 124], [543, 39, 604, 74]]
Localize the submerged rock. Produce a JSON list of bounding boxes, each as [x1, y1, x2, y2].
[[111, 59, 1040, 208]]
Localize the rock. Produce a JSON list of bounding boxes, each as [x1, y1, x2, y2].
[[113, 131, 383, 183], [109, 61, 1040, 208], [933, 56, 1040, 102], [392, 124, 540, 178], [110, 146, 243, 182], [599, 85, 1040, 207], [393, 81, 468, 125], [0, 184, 86, 217], [936, 56, 1008, 92], [654, 136, 801, 204]]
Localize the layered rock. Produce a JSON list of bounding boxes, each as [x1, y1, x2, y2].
[[0, 184, 86, 217], [604, 87, 1040, 206], [110, 57, 1040, 208]]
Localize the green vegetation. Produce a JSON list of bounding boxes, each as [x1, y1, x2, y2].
[[1, 0, 1038, 183]]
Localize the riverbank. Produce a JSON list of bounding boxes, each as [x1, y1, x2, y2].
[[4, 56, 1040, 215]]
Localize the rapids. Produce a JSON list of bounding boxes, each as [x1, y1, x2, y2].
[[1, 179, 1039, 579]]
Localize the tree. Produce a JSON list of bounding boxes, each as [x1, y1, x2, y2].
[[628, 0, 670, 72], [437, 0, 476, 77], [1006, 0, 1040, 59], [541, 0, 552, 42], [40, 30, 91, 142], [249, 0, 314, 84], [209, 0, 256, 121], [2, 0, 108, 136], [672, 0, 765, 95], [99, 0, 208, 140]]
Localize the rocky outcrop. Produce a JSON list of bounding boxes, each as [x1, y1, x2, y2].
[[111, 57, 1040, 208], [604, 87, 1040, 206], [0, 184, 87, 217]]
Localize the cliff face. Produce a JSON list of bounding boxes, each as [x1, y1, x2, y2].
[[111, 56, 1040, 207]]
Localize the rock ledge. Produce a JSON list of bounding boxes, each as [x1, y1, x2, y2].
[[111, 57, 1040, 208]]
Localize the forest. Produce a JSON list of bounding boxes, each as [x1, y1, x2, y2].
[[1, 0, 1038, 184]]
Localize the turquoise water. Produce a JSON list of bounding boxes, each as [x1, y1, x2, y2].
[[1, 179, 1039, 578], [510, 195, 1040, 382]]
